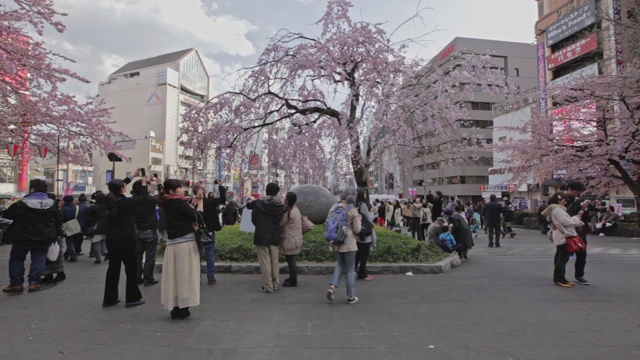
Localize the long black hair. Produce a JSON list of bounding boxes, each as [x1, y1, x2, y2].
[[285, 192, 297, 218]]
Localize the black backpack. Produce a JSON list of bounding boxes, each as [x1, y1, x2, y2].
[[359, 206, 374, 238]]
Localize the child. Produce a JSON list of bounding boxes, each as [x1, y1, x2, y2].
[[438, 225, 462, 257], [470, 211, 481, 239]]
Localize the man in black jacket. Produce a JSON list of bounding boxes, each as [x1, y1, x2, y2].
[[483, 194, 505, 248], [3, 179, 61, 293], [426, 190, 444, 222], [131, 180, 160, 286], [246, 182, 284, 293]]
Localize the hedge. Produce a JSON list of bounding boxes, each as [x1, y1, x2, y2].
[[159, 224, 447, 264], [514, 211, 537, 225]]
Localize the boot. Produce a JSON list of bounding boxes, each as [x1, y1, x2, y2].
[[282, 278, 298, 287]]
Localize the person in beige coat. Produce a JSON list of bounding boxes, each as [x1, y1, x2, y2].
[[326, 187, 361, 305], [280, 192, 303, 287], [541, 192, 584, 288]]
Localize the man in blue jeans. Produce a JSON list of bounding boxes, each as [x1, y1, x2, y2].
[[3, 179, 62, 293]]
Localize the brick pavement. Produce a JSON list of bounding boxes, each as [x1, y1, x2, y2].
[[0, 228, 639, 360]]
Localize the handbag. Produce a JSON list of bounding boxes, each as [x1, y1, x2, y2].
[[195, 211, 214, 247], [301, 215, 314, 234], [62, 206, 81, 236], [47, 241, 60, 262], [555, 221, 586, 252]]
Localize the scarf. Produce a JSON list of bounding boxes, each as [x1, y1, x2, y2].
[[164, 194, 188, 201]]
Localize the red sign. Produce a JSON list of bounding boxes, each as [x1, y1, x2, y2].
[[547, 33, 598, 70], [439, 43, 455, 60]]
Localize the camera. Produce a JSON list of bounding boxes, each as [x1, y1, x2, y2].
[[140, 168, 146, 177]]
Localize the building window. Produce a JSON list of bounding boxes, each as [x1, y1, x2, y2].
[[470, 102, 492, 111], [499, 136, 507, 142], [514, 68, 520, 77]]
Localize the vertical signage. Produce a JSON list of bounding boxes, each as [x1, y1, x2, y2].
[[537, 42, 548, 115]]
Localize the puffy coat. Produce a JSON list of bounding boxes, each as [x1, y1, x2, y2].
[[247, 196, 285, 246], [280, 205, 303, 255], [3, 192, 61, 247]]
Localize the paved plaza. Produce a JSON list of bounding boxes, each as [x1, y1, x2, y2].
[[1, 228, 639, 360]]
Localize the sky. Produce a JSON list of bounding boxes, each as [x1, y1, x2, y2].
[[42, 0, 539, 97]]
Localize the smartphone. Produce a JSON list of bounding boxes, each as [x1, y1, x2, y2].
[[140, 168, 146, 177]]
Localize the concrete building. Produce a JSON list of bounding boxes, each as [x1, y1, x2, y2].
[[407, 38, 537, 203], [94, 48, 212, 192], [534, 0, 637, 213]]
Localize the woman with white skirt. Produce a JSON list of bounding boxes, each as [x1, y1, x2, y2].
[[159, 179, 200, 320]]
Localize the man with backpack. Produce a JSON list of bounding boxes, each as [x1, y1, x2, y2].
[[246, 183, 284, 293], [325, 187, 361, 305]]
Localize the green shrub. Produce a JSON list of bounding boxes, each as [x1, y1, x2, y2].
[[514, 211, 537, 225], [159, 224, 447, 264]]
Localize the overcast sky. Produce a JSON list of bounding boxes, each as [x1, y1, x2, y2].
[[44, 0, 538, 97]]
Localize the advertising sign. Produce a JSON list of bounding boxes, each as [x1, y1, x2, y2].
[[546, 0, 596, 46], [482, 191, 502, 198], [548, 63, 598, 88], [480, 185, 517, 192], [537, 42, 548, 115], [547, 33, 598, 70]]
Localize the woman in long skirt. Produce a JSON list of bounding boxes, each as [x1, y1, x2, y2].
[[159, 179, 200, 319]]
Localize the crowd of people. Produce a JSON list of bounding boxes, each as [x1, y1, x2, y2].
[[0, 173, 617, 315]]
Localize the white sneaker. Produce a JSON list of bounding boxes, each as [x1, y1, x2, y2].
[[347, 296, 359, 305], [599, 233, 606, 237]]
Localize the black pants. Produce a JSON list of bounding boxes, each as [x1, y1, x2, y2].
[[553, 243, 571, 282], [420, 223, 430, 240], [285, 254, 297, 280], [487, 222, 501, 244], [355, 242, 371, 279], [135, 230, 159, 282], [574, 229, 587, 278], [104, 239, 142, 304], [410, 217, 422, 240]]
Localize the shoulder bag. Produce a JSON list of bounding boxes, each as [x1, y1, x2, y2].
[[555, 222, 586, 252], [62, 206, 82, 236], [195, 211, 214, 247]]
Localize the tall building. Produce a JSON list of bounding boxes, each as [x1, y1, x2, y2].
[[535, 0, 637, 212], [408, 38, 537, 203], [94, 48, 211, 190]]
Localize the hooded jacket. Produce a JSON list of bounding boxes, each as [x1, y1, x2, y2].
[[3, 192, 61, 247], [541, 204, 583, 245], [247, 195, 285, 246]]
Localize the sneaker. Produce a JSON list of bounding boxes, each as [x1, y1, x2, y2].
[[575, 277, 590, 285], [364, 275, 374, 281], [207, 278, 217, 285], [27, 283, 41, 292], [326, 287, 335, 302], [272, 284, 278, 291], [125, 299, 146, 308], [554, 281, 573, 288], [598, 233, 605, 237], [3, 284, 24, 293], [347, 296, 359, 304], [259, 286, 273, 293]]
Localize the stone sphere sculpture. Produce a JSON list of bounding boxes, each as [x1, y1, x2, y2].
[[290, 184, 336, 225]]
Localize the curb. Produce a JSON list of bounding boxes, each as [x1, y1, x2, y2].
[[154, 255, 462, 275]]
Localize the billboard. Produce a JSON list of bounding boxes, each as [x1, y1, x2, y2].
[[546, 0, 596, 46], [547, 33, 598, 70], [537, 42, 548, 115]]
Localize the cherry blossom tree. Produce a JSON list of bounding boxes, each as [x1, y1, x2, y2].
[[496, 5, 640, 219], [1, 0, 121, 173], [182, 0, 512, 189]]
